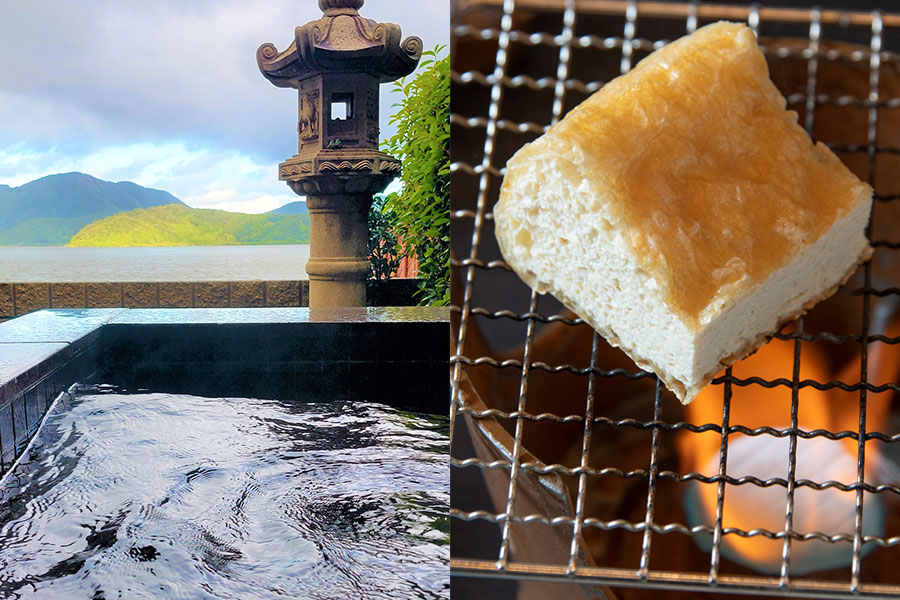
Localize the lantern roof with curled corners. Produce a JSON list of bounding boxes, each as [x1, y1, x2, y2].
[[257, 0, 422, 88]]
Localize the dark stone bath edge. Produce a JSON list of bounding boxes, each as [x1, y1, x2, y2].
[[0, 307, 449, 476]]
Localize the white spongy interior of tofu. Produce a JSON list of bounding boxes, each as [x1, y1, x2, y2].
[[494, 150, 871, 402], [495, 152, 695, 388], [691, 194, 871, 395]]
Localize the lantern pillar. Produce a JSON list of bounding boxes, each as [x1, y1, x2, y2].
[[257, 0, 421, 307]]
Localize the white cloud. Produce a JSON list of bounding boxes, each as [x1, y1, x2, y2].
[[0, 0, 447, 213], [0, 0, 448, 161]]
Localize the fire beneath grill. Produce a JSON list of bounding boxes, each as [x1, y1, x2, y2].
[[682, 300, 900, 575]]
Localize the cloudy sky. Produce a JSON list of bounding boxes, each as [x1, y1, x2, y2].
[[0, 1, 448, 213]]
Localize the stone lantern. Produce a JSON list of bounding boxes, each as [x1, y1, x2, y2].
[[257, 0, 422, 308]]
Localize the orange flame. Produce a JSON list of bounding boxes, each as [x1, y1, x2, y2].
[[678, 307, 899, 574]]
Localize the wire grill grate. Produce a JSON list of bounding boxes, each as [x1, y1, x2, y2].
[[450, 1, 900, 598]]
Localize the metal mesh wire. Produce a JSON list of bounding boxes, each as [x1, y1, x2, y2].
[[450, 1, 900, 597]]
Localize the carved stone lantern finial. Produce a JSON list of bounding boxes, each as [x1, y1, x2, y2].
[[257, 2, 422, 308], [318, 0, 364, 13]]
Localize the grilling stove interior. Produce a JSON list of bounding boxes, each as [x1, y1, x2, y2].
[[450, 1, 900, 598]]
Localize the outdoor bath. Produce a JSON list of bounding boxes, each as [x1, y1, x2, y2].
[[0, 307, 448, 598]]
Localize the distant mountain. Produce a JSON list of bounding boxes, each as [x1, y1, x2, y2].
[[268, 201, 308, 215], [0, 172, 183, 246], [69, 204, 310, 247]]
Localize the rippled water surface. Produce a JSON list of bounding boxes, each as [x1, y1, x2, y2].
[[0, 386, 449, 599]]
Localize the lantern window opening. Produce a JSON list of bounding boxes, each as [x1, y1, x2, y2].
[[331, 93, 354, 121]]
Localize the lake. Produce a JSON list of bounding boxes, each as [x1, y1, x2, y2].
[[0, 245, 310, 282]]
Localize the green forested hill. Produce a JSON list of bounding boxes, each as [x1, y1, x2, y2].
[[0, 172, 183, 245], [69, 204, 310, 247], [0, 216, 100, 246]]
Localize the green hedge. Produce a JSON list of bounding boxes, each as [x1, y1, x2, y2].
[[381, 46, 450, 306]]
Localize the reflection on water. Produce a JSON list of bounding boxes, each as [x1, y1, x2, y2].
[[0, 386, 448, 599]]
